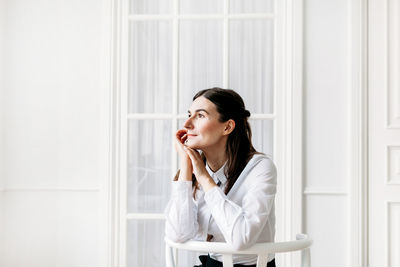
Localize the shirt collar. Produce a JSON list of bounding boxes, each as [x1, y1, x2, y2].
[[205, 161, 228, 185]]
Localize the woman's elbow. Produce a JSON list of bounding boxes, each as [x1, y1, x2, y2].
[[165, 225, 193, 243], [165, 233, 191, 243]]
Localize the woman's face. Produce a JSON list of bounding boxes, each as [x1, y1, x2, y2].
[[183, 96, 229, 150]]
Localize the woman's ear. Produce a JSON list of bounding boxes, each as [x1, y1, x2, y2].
[[223, 119, 235, 135]]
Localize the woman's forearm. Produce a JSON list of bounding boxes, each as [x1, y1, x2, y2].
[[178, 161, 193, 181]]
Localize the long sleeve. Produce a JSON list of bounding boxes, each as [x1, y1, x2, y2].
[[203, 158, 277, 250], [164, 180, 199, 242]]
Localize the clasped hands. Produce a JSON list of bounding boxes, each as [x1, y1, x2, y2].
[[175, 129, 217, 192]]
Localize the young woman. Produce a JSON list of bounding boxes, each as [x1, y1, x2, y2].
[[165, 88, 277, 267]]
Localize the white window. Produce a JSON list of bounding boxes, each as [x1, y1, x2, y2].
[[111, 0, 302, 266]]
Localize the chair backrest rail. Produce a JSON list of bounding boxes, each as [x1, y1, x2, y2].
[[165, 236, 312, 255], [165, 233, 313, 267]]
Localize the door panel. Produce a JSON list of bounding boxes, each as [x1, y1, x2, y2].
[[368, 1, 400, 266]]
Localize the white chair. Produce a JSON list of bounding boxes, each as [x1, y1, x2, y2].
[[165, 234, 312, 267]]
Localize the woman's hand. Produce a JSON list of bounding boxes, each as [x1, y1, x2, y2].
[[183, 146, 217, 192], [175, 129, 189, 159], [175, 129, 192, 181]]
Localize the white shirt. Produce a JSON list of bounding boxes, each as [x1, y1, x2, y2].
[[164, 154, 277, 265]]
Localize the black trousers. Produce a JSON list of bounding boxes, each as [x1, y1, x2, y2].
[[194, 254, 276, 267]]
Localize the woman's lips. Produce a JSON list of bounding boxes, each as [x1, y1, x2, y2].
[[187, 134, 197, 138]]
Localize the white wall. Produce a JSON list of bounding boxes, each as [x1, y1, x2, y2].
[[1, 0, 109, 266], [304, 0, 350, 266], [0, 0, 6, 262]]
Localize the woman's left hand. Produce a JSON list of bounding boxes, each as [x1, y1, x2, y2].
[[183, 146, 217, 192]]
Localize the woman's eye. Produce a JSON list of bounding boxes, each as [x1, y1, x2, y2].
[[198, 114, 205, 118]]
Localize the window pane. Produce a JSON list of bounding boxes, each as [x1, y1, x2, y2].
[[177, 250, 198, 267], [229, 19, 274, 114], [180, 0, 223, 14], [229, 0, 274, 14], [127, 220, 165, 267], [129, 21, 173, 113], [127, 120, 172, 213], [129, 0, 171, 14], [179, 20, 223, 113], [250, 119, 274, 158]]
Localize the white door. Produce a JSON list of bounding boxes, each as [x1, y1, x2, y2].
[[368, 0, 400, 266]]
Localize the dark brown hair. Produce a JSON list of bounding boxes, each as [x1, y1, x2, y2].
[[174, 87, 259, 197]]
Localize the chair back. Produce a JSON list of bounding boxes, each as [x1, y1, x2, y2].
[[165, 233, 313, 267]]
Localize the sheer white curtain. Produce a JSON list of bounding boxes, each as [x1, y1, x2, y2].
[[126, 1, 274, 266]]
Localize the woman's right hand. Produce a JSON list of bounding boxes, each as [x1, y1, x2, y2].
[[175, 129, 189, 156], [175, 129, 193, 180]]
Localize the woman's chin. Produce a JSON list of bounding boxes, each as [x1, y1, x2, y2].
[[186, 142, 200, 150], [186, 144, 197, 149]]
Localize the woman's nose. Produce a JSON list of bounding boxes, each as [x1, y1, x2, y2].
[[183, 117, 193, 129]]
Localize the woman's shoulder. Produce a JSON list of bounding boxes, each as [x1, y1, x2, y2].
[[248, 153, 275, 167], [247, 153, 277, 177], [229, 153, 276, 192]]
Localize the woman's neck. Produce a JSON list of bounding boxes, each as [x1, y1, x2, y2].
[[202, 147, 228, 172]]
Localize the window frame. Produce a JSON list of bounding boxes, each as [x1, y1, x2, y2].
[[107, 0, 304, 266]]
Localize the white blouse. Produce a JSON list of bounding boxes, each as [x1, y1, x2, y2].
[[164, 154, 277, 265]]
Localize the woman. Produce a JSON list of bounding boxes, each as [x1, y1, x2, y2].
[[165, 88, 277, 267]]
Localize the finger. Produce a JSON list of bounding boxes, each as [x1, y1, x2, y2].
[[174, 135, 187, 152], [176, 129, 187, 138], [185, 147, 201, 159], [175, 130, 188, 147], [180, 133, 187, 143], [184, 147, 202, 164], [183, 146, 195, 159], [175, 141, 187, 154]]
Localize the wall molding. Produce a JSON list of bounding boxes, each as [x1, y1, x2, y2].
[[101, 0, 119, 267], [386, 145, 400, 185], [303, 187, 347, 196], [275, 0, 304, 266], [386, 0, 400, 129], [107, 0, 125, 267], [349, 0, 368, 266], [0, 187, 101, 192], [385, 201, 400, 267]]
